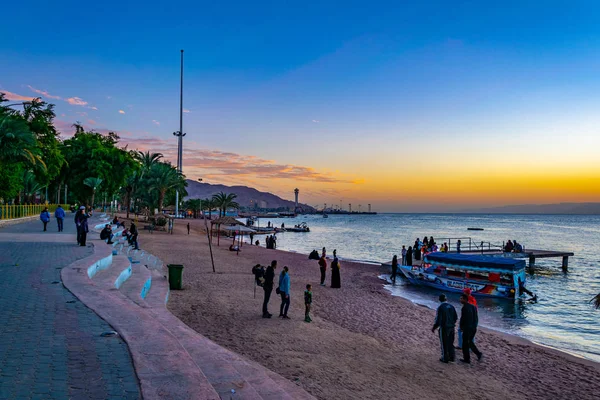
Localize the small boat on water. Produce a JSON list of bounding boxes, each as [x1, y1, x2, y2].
[[323, 213, 328, 218], [468, 227, 484, 231], [399, 253, 527, 300], [285, 222, 310, 232]]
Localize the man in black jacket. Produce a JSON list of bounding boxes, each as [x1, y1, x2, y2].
[[459, 293, 483, 363], [262, 260, 277, 318], [432, 294, 457, 363]]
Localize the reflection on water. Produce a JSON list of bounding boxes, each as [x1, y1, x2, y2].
[[253, 214, 600, 363]]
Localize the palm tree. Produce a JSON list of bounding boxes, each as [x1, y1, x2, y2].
[[83, 177, 103, 207], [212, 192, 239, 217], [203, 198, 214, 219], [135, 151, 163, 171], [0, 114, 45, 168], [185, 198, 202, 218], [148, 163, 184, 213], [22, 169, 44, 203], [122, 171, 141, 219]]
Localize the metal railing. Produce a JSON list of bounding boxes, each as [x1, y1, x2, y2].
[[0, 204, 71, 220], [431, 237, 504, 253]]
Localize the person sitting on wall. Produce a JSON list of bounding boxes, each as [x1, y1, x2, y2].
[[100, 224, 114, 244]]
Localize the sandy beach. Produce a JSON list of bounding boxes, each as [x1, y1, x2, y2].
[[136, 218, 600, 400]]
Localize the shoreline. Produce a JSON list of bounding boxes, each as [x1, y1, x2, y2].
[[378, 275, 600, 366], [137, 218, 600, 399]]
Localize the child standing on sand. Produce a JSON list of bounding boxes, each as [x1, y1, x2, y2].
[[304, 284, 312, 323]]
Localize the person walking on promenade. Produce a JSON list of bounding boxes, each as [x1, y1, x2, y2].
[[279, 266, 290, 319], [457, 288, 477, 349], [401, 246, 407, 265], [78, 208, 90, 246], [304, 284, 312, 323], [187, 222, 190, 235], [391, 255, 398, 284], [74, 207, 83, 244], [459, 293, 483, 363], [262, 260, 277, 318], [40, 207, 51, 232], [406, 246, 413, 267], [432, 294, 457, 363], [54, 205, 65, 232], [318, 254, 327, 286], [331, 250, 341, 288]]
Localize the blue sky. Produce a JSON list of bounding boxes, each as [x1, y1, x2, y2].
[[2, 1, 600, 211]]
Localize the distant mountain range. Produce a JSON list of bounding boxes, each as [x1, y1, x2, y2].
[[466, 202, 600, 214], [184, 180, 315, 212]]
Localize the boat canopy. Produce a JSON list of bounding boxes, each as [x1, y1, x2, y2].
[[424, 253, 526, 273]]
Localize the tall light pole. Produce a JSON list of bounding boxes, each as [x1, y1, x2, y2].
[[173, 49, 186, 217]]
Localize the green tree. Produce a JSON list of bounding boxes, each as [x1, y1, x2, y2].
[[83, 177, 103, 207], [212, 192, 239, 217], [147, 162, 186, 213], [135, 151, 163, 171], [185, 198, 202, 218]]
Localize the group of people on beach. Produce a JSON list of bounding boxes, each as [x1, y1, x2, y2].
[[265, 234, 277, 249], [394, 237, 457, 270], [433, 289, 483, 364], [255, 260, 313, 323], [255, 247, 341, 323]]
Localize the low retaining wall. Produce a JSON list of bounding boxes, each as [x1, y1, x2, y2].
[[0, 215, 39, 228]]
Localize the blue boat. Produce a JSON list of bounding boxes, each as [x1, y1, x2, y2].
[[399, 253, 528, 300]]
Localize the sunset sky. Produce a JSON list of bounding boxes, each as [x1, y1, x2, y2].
[[2, 1, 599, 212]]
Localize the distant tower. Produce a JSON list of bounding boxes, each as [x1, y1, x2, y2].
[[294, 188, 299, 211], [324, 203, 327, 211], [349, 204, 352, 213], [368, 204, 371, 213]]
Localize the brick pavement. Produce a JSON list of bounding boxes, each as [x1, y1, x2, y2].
[[0, 218, 141, 400]]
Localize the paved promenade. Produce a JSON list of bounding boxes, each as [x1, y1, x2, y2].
[[0, 218, 141, 400]]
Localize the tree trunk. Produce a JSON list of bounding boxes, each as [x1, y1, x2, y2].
[[91, 190, 96, 209], [158, 190, 166, 212], [126, 190, 131, 219]]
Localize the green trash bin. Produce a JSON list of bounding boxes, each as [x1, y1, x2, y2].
[[167, 264, 184, 290]]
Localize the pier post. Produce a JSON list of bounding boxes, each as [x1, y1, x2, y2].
[[562, 256, 569, 272], [529, 255, 535, 268]]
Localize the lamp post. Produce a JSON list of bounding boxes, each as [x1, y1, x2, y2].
[[174, 49, 185, 218]]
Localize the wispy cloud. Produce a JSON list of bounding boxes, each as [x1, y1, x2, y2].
[[76, 111, 88, 117], [88, 119, 97, 125], [27, 85, 61, 100], [67, 97, 88, 106], [1, 90, 35, 101], [152, 120, 160, 125], [51, 121, 361, 185], [312, 119, 320, 123], [90, 106, 98, 110], [106, 96, 112, 100], [118, 110, 125, 114], [183, 108, 190, 113]]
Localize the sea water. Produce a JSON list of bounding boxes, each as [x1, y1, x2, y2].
[[253, 214, 600, 362]]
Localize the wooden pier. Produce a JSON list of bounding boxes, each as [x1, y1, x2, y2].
[[384, 249, 575, 272], [461, 249, 574, 271]]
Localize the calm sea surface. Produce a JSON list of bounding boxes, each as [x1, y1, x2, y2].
[[252, 214, 600, 362]]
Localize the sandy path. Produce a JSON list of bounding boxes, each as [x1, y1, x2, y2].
[[135, 218, 600, 400]]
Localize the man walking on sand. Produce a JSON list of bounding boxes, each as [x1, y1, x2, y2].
[[187, 222, 190, 235], [459, 293, 483, 364], [262, 260, 277, 318], [432, 294, 457, 363]]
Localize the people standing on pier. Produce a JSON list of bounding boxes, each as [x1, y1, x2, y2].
[[331, 250, 341, 288], [459, 294, 483, 363], [432, 294, 457, 363], [504, 240, 514, 252], [279, 266, 290, 319], [262, 260, 276, 318], [406, 246, 413, 267], [423, 237, 429, 250], [414, 240, 421, 261], [401, 246, 407, 266], [318, 254, 327, 286], [456, 240, 462, 254], [54, 205, 65, 232], [40, 207, 50, 232], [391, 255, 398, 284]]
